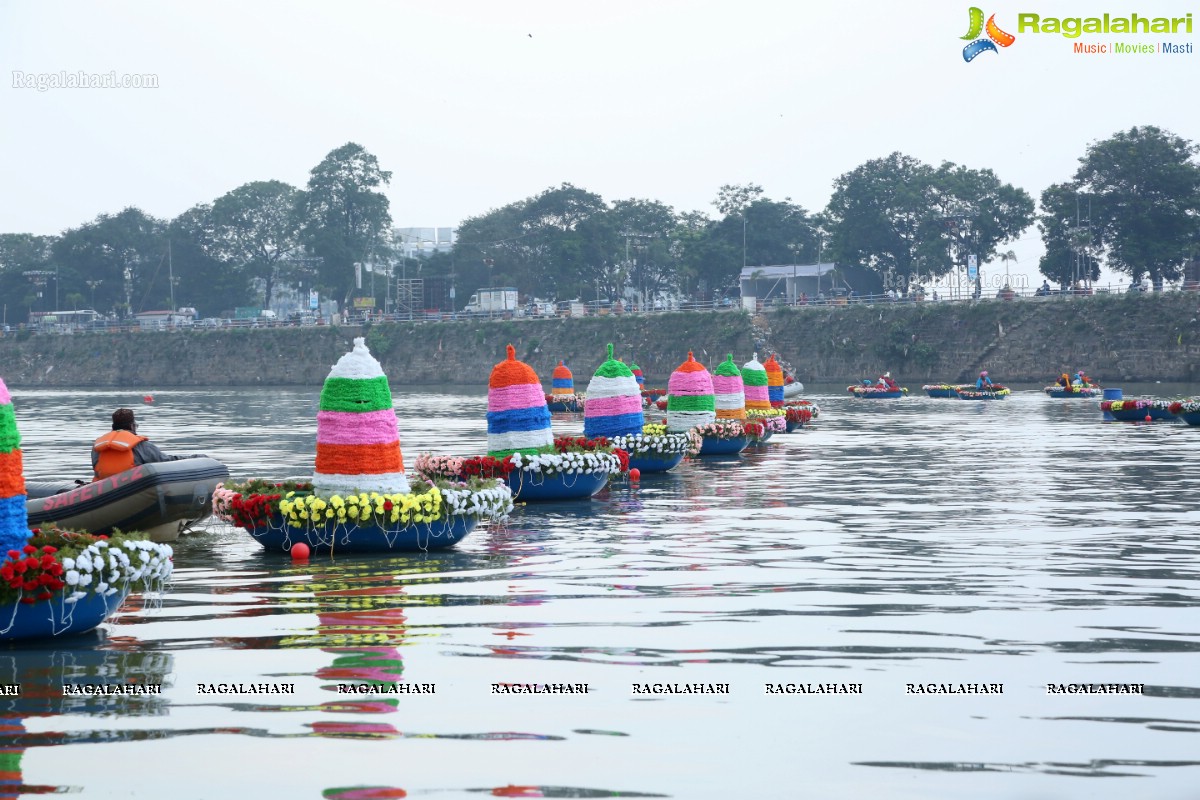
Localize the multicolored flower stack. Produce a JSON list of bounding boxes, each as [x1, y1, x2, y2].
[[666, 352, 716, 433], [742, 354, 771, 413], [764, 355, 785, 408], [713, 355, 747, 421], [631, 362, 644, 389], [0, 377, 27, 554], [583, 344, 644, 438], [313, 337, 408, 499], [488, 345, 554, 457], [550, 361, 575, 398]]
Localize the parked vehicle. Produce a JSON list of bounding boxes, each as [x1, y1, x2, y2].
[[464, 287, 519, 315]]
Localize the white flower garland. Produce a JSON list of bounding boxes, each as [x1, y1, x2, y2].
[[507, 451, 622, 477], [609, 431, 699, 457], [60, 539, 173, 604]]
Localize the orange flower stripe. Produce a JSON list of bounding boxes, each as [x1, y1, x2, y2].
[[315, 441, 404, 475], [489, 344, 540, 389], [0, 448, 23, 497], [675, 351, 707, 373]]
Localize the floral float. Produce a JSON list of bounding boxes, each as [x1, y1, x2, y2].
[[667, 353, 747, 456], [784, 404, 816, 432], [216, 338, 511, 553], [764, 355, 785, 408], [848, 383, 908, 399], [1097, 398, 1176, 422], [545, 361, 583, 413], [713, 355, 747, 422], [0, 376, 172, 640], [742, 354, 771, 413], [581, 344, 682, 473], [487, 346, 622, 501], [1167, 399, 1200, 426], [922, 383, 968, 398], [1044, 385, 1102, 398], [957, 385, 1011, 401], [745, 408, 787, 442]]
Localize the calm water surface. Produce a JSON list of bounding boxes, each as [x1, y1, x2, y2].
[[4, 384, 1200, 799]]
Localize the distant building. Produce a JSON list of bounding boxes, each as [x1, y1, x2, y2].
[[393, 227, 455, 259], [739, 263, 838, 307]]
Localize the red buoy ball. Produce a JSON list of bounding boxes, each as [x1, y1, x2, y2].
[[143, 395, 154, 404], [1145, 415, 1152, 422], [291, 542, 311, 560], [629, 468, 641, 481]]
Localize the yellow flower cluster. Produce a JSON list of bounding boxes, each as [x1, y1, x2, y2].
[[746, 408, 786, 418], [278, 488, 444, 529], [642, 423, 667, 436]]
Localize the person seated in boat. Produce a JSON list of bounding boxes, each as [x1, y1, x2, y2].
[[976, 371, 994, 390], [92, 408, 202, 481], [877, 372, 899, 391], [1071, 372, 1085, 387], [1057, 373, 1072, 391]]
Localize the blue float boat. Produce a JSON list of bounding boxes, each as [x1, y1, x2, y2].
[[1101, 400, 1175, 421], [698, 435, 749, 455], [547, 400, 582, 413], [850, 389, 906, 399], [922, 385, 965, 398], [506, 469, 608, 501], [627, 453, 685, 473], [245, 513, 478, 553], [1044, 386, 1101, 398], [1, 590, 130, 641], [1176, 412, 1200, 427], [958, 386, 1010, 401]]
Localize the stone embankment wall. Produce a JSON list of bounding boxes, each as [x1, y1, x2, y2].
[[1, 293, 1197, 387]]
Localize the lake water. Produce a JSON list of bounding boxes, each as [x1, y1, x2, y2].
[[4, 384, 1200, 799]]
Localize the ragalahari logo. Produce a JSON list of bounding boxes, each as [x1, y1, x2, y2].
[[962, 7, 1016, 61]]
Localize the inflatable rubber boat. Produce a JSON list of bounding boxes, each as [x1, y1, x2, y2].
[[25, 457, 230, 542]]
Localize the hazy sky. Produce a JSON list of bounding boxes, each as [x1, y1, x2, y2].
[[2, 0, 1197, 290]]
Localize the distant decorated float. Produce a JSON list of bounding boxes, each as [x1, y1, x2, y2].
[[1100, 398, 1176, 422], [484, 345, 624, 501], [668, 352, 747, 456], [783, 401, 820, 432], [215, 338, 512, 554], [583, 344, 695, 473], [0, 377, 173, 641], [545, 361, 584, 413], [849, 374, 908, 399], [1168, 399, 1200, 426], [1044, 372, 1101, 398], [922, 384, 968, 398]]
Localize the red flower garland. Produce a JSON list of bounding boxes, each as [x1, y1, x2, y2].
[[228, 492, 282, 529], [1, 544, 66, 603]]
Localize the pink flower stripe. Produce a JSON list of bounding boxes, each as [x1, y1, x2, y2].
[[0, 384, 10, 405], [712, 375, 744, 394], [317, 409, 400, 445], [583, 394, 643, 417], [668, 372, 713, 396], [488, 383, 548, 412], [744, 385, 770, 402]]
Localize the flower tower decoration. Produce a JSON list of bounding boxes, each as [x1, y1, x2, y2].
[[550, 361, 574, 398], [582, 344, 697, 473], [583, 344, 643, 438], [0, 379, 28, 556], [764, 355, 785, 408], [489, 345, 554, 457], [0, 376, 174, 640], [631, 362, 645, 388], [314, 337, 408, 499], [545, 360, 583, 411], [713, 354, 747, 421], [666, 352, 716, 433], [214, 339, 513, 553], [742, 354, 770, 412]]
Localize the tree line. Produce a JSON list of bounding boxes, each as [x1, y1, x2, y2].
[[1, 126, 1196, 324]]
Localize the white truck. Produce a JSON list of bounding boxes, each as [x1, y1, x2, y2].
[[464, 287, 519, 315]]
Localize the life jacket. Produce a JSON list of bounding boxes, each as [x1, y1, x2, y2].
[[93, 430, 148, 481]]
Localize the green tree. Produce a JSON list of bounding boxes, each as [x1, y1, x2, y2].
[[51, 208, 167, 318], [1071, 125, 1200, 288], [169, 204, 252, 317], [300, 143, 393, 309], [1036, 183, 1100, 288], [825, 153, 1034, 291], [210, 180, 302, 309], [0, 234, 56, 322]]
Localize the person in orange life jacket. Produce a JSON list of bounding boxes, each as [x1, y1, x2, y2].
[[976, 371, 994, 390], [92, 408, 202, 481]]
